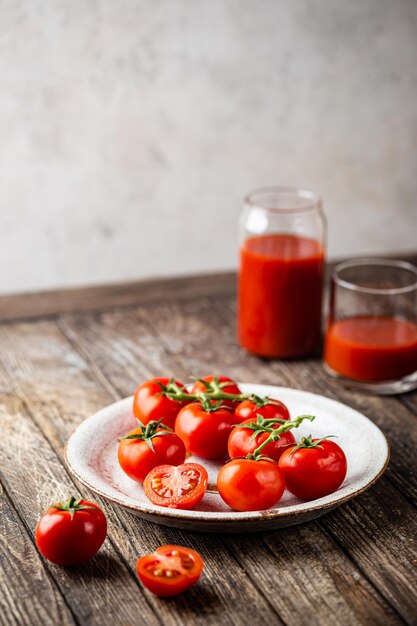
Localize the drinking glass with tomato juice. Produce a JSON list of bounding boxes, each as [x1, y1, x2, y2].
[[324, 259, 417, 394], [238, 187, 326, 358]]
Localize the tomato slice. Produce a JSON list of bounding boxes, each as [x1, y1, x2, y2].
[[136, 545, 204, 596], [143, 463, 208, 509]]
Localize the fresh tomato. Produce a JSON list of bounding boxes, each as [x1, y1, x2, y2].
[[175, 400, 236, 459], [35, 497, 107, 566], [137, 545, 204, 596], [234, 397, 290, 423], [118, 420, 186, 483], [227, 416, 295, 462], [144, 463, 208, 509], [133, 378, 190, 429], [191, 375, 242, 408], [217, 459, 285, 511], [278, 436, 347, 500]]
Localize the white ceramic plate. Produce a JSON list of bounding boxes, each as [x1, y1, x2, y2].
[[65, 385, 390, 532]]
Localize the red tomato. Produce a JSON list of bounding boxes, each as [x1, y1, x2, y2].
[[217, 459, 285, 511], [137, 545, 204, 597], [144, 463, 208, 509], [228, 417, 295, 462], [118, 421, 186, 483], [278, 437, 347, 500], [175, 401, 236, 459], [191, 375, 242, 408], [133, 378, 190, 429], [234, 397, 290, 423], [35, 497, 107, 566]]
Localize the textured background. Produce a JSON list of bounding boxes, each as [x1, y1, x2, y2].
[[1, 0, 416, 294]]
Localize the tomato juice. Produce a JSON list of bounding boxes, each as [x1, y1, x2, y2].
[[238, 233, 324, 358], [324, 316, 417, 381]]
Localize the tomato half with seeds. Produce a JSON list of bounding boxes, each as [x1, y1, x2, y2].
[[133, 378, 190, 429], [278, 437, 347, 500], [175, 400, 236, 459], [118, 421, 186, 483], [228, 417, 295, 462], [137, 545, 204, 596], [35, 497, 107, 566], [191, 375, 241, 408], [143, 463, 208, 509], [217, 458, 285, 512], [234, 397, 290, 423]]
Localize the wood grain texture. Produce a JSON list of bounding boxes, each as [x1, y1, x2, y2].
[[60, 306, 407, 626], [0, 256, 416, 626], [0, 272, 236, 322], [0, 321, 283, 626], [0, 251, 414, 323], [0, 393, 161, 626], [0, 479, 76, 626]]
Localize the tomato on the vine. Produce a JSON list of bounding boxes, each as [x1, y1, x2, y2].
[[191, 376, 241, 408], [118, 420, 186, 483], [217, 459, 285, 511], [35, 497, 107, 566], [278, 436, 347, 500], [133, 378, 190, 429], [175, 400, 236, 459], [228, 416, 295, 462], [144, 463, 208, 509], [136, 545, 204, 596], [234, 397, 290, 423]]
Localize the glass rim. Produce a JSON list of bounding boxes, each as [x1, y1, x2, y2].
[[332, 257, 417, 295], [244, 186, 322, 214]]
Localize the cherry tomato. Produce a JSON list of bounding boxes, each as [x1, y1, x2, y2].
[[217, 459, 285, 511], [175, 400, 236, 459], [228, 417, 295, 462], [133, 378, 190, 429], [278, 437, 347, 500], [137, 545, 204, 597], [234, 397, 290, 423], [191, 375, 241, 408], [35, 497, 107, 566], [118, 420, 186, 483], [144, 463, 208, 509]]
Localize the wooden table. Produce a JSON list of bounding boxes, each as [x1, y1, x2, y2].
[[0, 269, 416, 626]]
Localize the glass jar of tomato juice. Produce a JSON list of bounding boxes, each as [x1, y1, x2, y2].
[[238, 186, 326, 358]]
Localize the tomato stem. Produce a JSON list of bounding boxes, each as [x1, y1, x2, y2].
[[250, 414, 316, 460], [53, 496, 97, 520], [288, 434, 337, 456], [160, 387, 271, 405], [120, 418, 174, 453]]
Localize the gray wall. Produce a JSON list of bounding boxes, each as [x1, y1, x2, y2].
[[1, 0, 416, 294]]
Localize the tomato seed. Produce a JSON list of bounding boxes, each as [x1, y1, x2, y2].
[[153, 568, 163, 577]]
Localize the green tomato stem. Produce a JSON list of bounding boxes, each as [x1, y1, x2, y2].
[[251, 414, 316, 459]]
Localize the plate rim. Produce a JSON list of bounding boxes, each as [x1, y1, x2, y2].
[[64, 385, 390, 524]]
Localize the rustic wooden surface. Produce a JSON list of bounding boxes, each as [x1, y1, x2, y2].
[[0, 264, 416, 626]]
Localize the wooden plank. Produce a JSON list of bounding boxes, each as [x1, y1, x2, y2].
[[0, 272, 236, 322], [0, 479, 76, 626], [0, 393, 161, 626], [0, 320, 283, 626], [399, 390, 417, 417], [317, 479, 417, 621], [0, 249, 415, 323], [61, 308, 405, 626]]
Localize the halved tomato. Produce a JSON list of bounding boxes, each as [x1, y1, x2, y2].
[[137, 545, 204, 596], [143, 463, 208, 510]]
